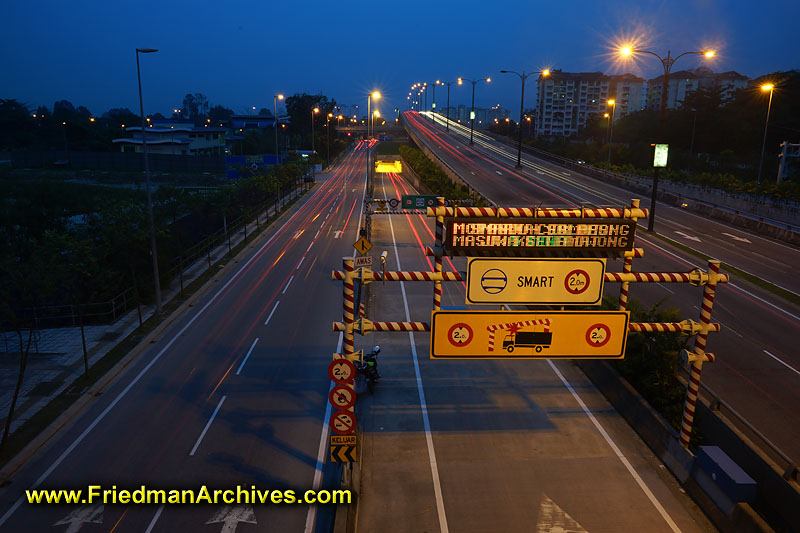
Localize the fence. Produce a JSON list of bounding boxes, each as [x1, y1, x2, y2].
[[10, 150, 225, 173]]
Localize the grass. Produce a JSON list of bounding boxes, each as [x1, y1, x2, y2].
[[650, 232, 800, 307], [0, 191, 308, 469], [373, 141, 404, 156]]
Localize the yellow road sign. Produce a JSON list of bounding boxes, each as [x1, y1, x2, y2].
[[431, 310, 629, 359], [353, 236, 372, 255], [330, 435, 357, 462], [466, 258, 606, 305]]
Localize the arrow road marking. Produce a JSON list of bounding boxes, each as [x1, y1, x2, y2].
[[674, 231, 701, 242], [537, 495, 586, 532], [54, 504, 103, 533], [333, 230, 343, 239], [206, 505, 256, 533], [721, 232, 752, 243]]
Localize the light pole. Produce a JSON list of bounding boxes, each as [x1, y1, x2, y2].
[[756, 83, 775, 195], [607, 99, 616, 164], [135, 47, 162, 314], [458, 76, 491, 145], [327, 112, 333, 165], [273, 93, 284, 165], [311, 107, 319, 178], [367, 91, 380, 137], [620, 45, 715, 232], [500, 69, 549, 167]]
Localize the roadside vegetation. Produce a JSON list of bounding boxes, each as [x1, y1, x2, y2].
[[398, 145, 488, 205]]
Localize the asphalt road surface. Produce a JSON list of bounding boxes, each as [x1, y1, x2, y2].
[[0, 141, 375, 532], [404, 111, 800, 468]]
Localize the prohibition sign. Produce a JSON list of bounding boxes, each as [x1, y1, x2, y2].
[[330, 410, 357, 435], [447, 323, 473, 347], [388, 198, 399, 208], [329, 385, 356, 409], [328, 359, 356, 384], [586, 323, 611, 347], [564, 269, 591, 295]]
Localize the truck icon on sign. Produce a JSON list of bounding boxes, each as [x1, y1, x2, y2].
[[502, 331, 553, 353]]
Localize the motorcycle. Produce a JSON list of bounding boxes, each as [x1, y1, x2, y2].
[[356, 346, 381, 394]]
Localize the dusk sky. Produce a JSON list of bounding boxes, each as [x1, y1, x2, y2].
[[2, 0, 797, 120]]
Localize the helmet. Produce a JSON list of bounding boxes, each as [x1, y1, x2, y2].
[[372, 345, 381, 355]]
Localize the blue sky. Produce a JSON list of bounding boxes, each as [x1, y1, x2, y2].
[[2, 0, 797, 119]]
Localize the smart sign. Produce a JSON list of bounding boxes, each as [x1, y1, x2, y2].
[[430, 310, 629, 359], [444, 218, 635, 256], [466, 258, 606, 305]]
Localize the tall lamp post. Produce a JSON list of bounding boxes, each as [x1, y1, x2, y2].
[[273, 93, 284, 165], [311, 107, 319, 178], [620, 46, 715, 232], [327, 112, 333, 166], [440, 81, 456, 132], [367, 91, 380, 137], [756, 83, 775, 195], [135, 47, 162, 314], [458, 76, 491, 145], [607, 99, 616, 164], [500, 68, 549, 167]]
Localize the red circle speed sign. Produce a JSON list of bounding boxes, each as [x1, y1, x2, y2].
[[447, 323, 473, 347], [564, 269, 591, 295], [585, 323, 611, 347], [328, 359, 356, 384]]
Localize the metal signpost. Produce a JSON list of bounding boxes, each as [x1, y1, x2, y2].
[[466, 257, 606, 305], [331, 196, 729, 452]]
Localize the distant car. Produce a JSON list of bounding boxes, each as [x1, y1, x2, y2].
[[303, 173, 315, 183], [575, 159, 586, 164]]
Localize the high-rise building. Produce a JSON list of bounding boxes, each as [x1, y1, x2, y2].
[[645, 67, 749, 110], [535, 70, 644, 138]]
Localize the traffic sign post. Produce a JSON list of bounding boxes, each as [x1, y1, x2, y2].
[[330, 410, 357, 435], [354, 256, 373, 268], [353, 237, 372, 255], [330, 435, 357, 462], [328, 359, 356, 383], [466, 258, 606, 305], [431, 310, 630, 359], [402, 195, 438, 210]]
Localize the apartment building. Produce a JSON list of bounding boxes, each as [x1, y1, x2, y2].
[[607, 73, 645, 120], [645, 66, 749, 110], [536, 70, 610, 138]]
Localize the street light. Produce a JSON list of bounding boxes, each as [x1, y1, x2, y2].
[[607, 99, 616, 164], [458, 76, 491, 144], [500, 68, 550, 167], [367, 91, 380, 137], [620, 45, 715, 232], [756, 83, 775, 194], [311, 107, 319, 179], [135, 47, 162, 314], [274, 93, 284, 165], [327, 112, 333, 165]]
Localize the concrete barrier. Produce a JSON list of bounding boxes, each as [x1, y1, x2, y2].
[[578, 360, 798, 531]]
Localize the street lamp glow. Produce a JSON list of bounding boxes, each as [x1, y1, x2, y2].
[[604, 113, 610, 118], [761, 83, 774, 91], [485, 77, 491, 82], [277, 94, 284, 100], [542, 69, 550, 77], [313, 107, 320, 113], [608, 99, 615, 106], [371, 91, 381, 100], [620, 46, 632, 56], [704, 50, 715, 58]]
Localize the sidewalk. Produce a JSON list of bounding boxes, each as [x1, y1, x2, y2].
[[0, 186, 308, 438]]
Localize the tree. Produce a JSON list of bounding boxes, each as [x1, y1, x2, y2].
[[182, 93, 209, 119], [209, 105, 234, 123], [0, 99, 36, 149], [284, 93, 338, 149]]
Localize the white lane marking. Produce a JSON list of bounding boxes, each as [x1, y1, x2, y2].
[[546, 360, 681, 532], [305, 149, 369, 533], [384, 174, 449, 532], [721, 232, 752, 244], [763, 350, 800, 377], [282, 275, 295, 294], [264, 301, 280, 326], [657, 283, 675, 295], [642, 237, 800, 322], [307, 242, 314, 253], [144, 504, 165, 533], [296, 256, 306, 270], [314, 230, 320, 239], [674, 231, 701, 242], [236, 337, 259, 375], [0, 192, 321, 527], [189, 395, 226, 456]]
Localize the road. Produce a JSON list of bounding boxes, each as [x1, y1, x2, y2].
[[0, 141, 375, 532], [355, 169, 713, 531], [404, 110, 800, 466]]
